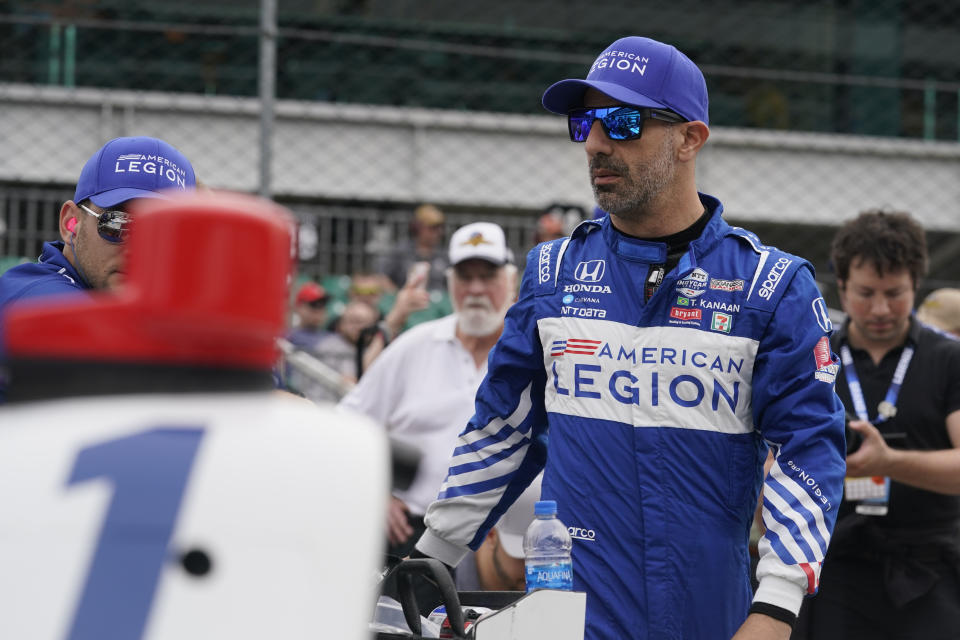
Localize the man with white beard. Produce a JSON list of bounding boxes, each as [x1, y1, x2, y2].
[[338, 222, 517, 558]]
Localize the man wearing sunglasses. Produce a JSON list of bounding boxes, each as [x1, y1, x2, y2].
[[0, 136, 196, 309], [414, 37, 846, 640]]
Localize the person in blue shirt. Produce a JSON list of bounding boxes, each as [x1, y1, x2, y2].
[[413, 36, 846, 640], [0, 136, 196, 308], [0, 136, 196, 402]]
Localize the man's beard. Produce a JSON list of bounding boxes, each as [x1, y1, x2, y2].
[[590, 134, 675, 222], [456, 295, 508, 337]]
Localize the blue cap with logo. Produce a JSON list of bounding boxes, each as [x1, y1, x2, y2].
[[541, 36, 709, 125], [74, 136, 197, 208]]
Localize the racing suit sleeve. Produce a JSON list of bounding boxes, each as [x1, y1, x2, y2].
[[415, 248, 550, 567], [750, 263, 846, 617]]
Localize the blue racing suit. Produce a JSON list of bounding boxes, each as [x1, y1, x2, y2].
[[0, 241, 87, 310], [416, 194, 846, 639], [0, 241, 87, 403]]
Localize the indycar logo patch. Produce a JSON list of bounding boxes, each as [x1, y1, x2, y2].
[[675, 267, 709, 299]]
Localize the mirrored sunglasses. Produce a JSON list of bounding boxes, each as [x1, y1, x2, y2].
[[567, 106, 687, 142], [79, 203, 132, 243]]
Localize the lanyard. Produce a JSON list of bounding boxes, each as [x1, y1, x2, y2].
[[840, 343, 914, 423]]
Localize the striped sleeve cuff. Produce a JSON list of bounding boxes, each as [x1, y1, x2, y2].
[[414, 528, 471, 568], [752, 574, 806, 616]]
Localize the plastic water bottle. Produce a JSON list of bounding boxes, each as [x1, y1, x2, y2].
[[522, 500, 573, 591]]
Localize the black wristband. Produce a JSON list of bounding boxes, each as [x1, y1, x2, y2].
[[748, 602, 797, 628]]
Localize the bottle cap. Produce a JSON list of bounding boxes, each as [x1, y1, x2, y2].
[[534, 500, 557, 516]]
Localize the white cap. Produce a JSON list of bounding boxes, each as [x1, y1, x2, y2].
[[494, 473, 543, 559], [448, 222, 512, 266]]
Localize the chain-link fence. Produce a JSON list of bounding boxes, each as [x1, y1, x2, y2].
[[2, 0, 960, 308]]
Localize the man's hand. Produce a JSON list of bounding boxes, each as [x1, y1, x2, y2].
[[384, 269, 431, 335], [730, 613, 791, 640], [845, 419, 892, 477], [387, 496, 415, 546]]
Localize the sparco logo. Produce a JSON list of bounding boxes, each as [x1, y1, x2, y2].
[[575, 260, 606, 283], [563, 284, 612, 294], [538, 243, 553, 284], [568, 526, 596, 542], [758, 257, 792, 300]]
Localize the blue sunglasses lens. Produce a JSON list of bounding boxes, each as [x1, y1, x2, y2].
[[568, 107, 645, 142]]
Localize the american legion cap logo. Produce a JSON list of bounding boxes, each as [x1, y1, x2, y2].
[[74, 136, 197, 208], [113, 151, 189, 189]]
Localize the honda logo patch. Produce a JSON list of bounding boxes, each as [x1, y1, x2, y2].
[[575, 260, 606, 283]]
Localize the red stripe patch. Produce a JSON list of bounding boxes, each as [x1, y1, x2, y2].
[[565, 338, 601, 355], [800, 562, 818, 594]]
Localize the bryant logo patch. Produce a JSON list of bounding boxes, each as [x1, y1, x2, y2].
[[670, 307, 702, 321]]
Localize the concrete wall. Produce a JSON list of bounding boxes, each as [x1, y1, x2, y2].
[[2, 82, 959, 229]]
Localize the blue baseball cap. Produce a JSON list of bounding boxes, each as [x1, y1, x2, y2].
[[74, 136, 196, 208], [542, 36, 709, 125]]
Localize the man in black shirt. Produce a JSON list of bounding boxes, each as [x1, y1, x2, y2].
[[794, 210, 960, 639]]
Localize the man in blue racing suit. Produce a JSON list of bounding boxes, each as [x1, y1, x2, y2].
[[414, 36, 846, 640]]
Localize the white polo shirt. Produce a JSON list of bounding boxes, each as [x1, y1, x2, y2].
[[338, 314, 488, 515]]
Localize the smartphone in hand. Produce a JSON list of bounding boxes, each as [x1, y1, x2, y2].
[[407, 261, 430, 289]]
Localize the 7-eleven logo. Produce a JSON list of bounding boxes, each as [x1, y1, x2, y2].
[[711, 311, 732, 333]]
